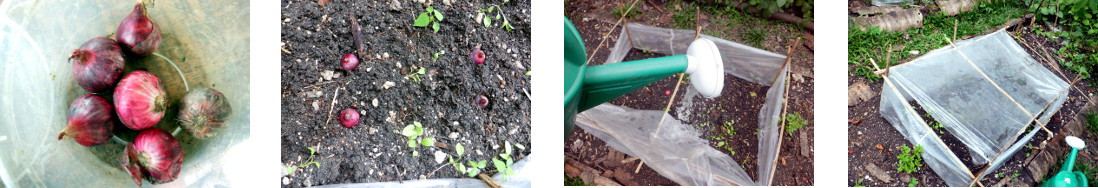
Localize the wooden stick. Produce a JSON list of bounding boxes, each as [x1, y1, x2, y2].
[[477, 173, 503, 188], [583, 0, 643, 66], [767, 37, 800, 186], [622, 4, 635, 49]]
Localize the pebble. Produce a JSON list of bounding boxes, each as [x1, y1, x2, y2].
[[372, 98, 379, 107], [476, 13, 484, 24], [322, 70, 335, 81], [312, 101, 320, 111], [283, 177, 290, 185], [909, 50, 920, 55], [383, 52, 390, 59], [383, 81, 396, 89], [449, 132, 460, 139], [434, 151, 447, 164], [389, 0, 402, 10], [442, 0, 451, 6]]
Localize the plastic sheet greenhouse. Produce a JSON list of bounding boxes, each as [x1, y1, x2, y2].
[[878, 29, 1071, 186]]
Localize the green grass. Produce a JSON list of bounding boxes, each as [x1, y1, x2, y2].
[[849, 1, 1026, 81], [565, 175, 593, 186], [784, 112, 806, 136], [1086, 112, 1098, 135], [896, 144, 924, 174]]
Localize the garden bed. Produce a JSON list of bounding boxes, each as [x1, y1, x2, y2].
[[280, 0, 531, 187]]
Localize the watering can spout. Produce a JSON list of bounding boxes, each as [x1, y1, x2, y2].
[[576, 39, 724, 112]]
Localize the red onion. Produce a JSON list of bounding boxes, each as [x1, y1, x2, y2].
[[121, 128, 183, 186], [470, 49, 485, 64], [340, 108, 359, 128], [178, 88, 232, 138], [475, 95, 489, 109], [69, 37, 125, 93], [341, 54, 359, 71], [116, 3, 161, 56], [114, 71, 168, 130], [57, 94, 116, 147]]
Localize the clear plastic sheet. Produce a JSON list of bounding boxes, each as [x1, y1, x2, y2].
[[605, 23, 787, 86], [0, 0, 250, 187], [578, 23, 790, 185], [879, 30, 1068, 186], [307, 153, 537, 188], [872, 0, 914, 7], [575, 104, 756, 186]]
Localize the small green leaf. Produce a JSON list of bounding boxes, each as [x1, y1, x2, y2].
[[310, 161, 320, 168], [505, 140, 513, 154], [426, 6, 435, 13], [417, 67, 426, 74], [408, 140, 417, 147], [402, 125, 417, 137], [414, 13, 431, 27], [492, 158, 505, 170], [468, 168, 480, 177], [495, 14, 501, 20], [468, 161, 478, 167], [421, 137, 435, 146], [286, 166, 296, 174], [458, 163, 466, 173], [483, 17, 492, 28], [514, 143, 525, 151], [503, 21, 513, 31], [488, 6, 495, 12], [717, 141, 726, 147], [308, 146, 316, 155], [449, 155, 456, 164], [412, 150, 419, 156], [433, 9, 444, 21], [524, 71, 531, 76], [506, 158, 513, 166], [456, 143, 465, 156], [432, 22, 440, 32], [478, 160, 487, 168]]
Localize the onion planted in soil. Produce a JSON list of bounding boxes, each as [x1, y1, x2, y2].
[[69, 37, 125, 93], [340, 108, 359, 128], [470, 49, 486, 64], [58, 94, 116, 147], [121, 128, 182, 186], [178, 88, 232, 139], [117, 3, 162, 56], [341, 54, 358, 71], [475, 95, 489, 109], [114, 71, 169, 130]]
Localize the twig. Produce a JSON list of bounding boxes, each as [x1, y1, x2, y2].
[[282, 47, 293, 54], [767, 38, 800, 186], [323, 82, 347, 126], [583, 0, 643, 66], [477, 173, 503, 188], [426, 163, 451, 178]]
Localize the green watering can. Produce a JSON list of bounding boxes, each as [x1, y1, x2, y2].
[[1042, 136, 1089, 187], [564, 17, 725, 138]]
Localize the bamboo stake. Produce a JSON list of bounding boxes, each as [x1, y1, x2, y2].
[[766, 37, 800, 186]]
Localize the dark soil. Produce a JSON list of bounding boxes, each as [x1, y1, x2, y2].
[[565, 0, 814, 186], [847, 23, 1098, 186], [280, 0, 531, 187]]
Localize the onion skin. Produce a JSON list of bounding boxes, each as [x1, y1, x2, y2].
[[116, 3, 161, 56], [120, 144, 145, 187], [339, 108, 359, 128], [178, 88, 232, 139], [127, 128, 183, 185], [58, 94, 116, 147], [341, 54, 359, 71], [350, 14, 367, 59], [470, 49, 485, 64], [69, 37, 125, 93], [114, 71, 168, 130]]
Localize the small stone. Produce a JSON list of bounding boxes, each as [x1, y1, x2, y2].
[[283, 177, 290, 185], [312, 101, 320, 111], [865, 163, 893, 183], [476, 13, 484, 24], [383, 52, 390, 59], [360, 109, 366, 115], [389, 0, 402, 10], [333, 71, 341, 79], [449, 132, 460, 139], [442, 0, 451, 6], [792, 74, 804, 83], [909, 50, 920, 55], [434, 150, 446, 164], [383, 81, 396, 89], [372, 98, 379, 107], [322, 70, 335, 81]]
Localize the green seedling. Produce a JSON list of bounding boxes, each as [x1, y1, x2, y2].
[[433, 50, 445, 59], [784, 112, 806, 136], [408, 67, 426, 82], [492, 140, 517, 181], [476, 1, 515, 31], [413, 6, 445, 32], [286, 146, 321, 175], [908, 177, 918, 187], [896, 144, 924, 173], [395, 121, 434, 156], [449, 143, 489, 177]]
